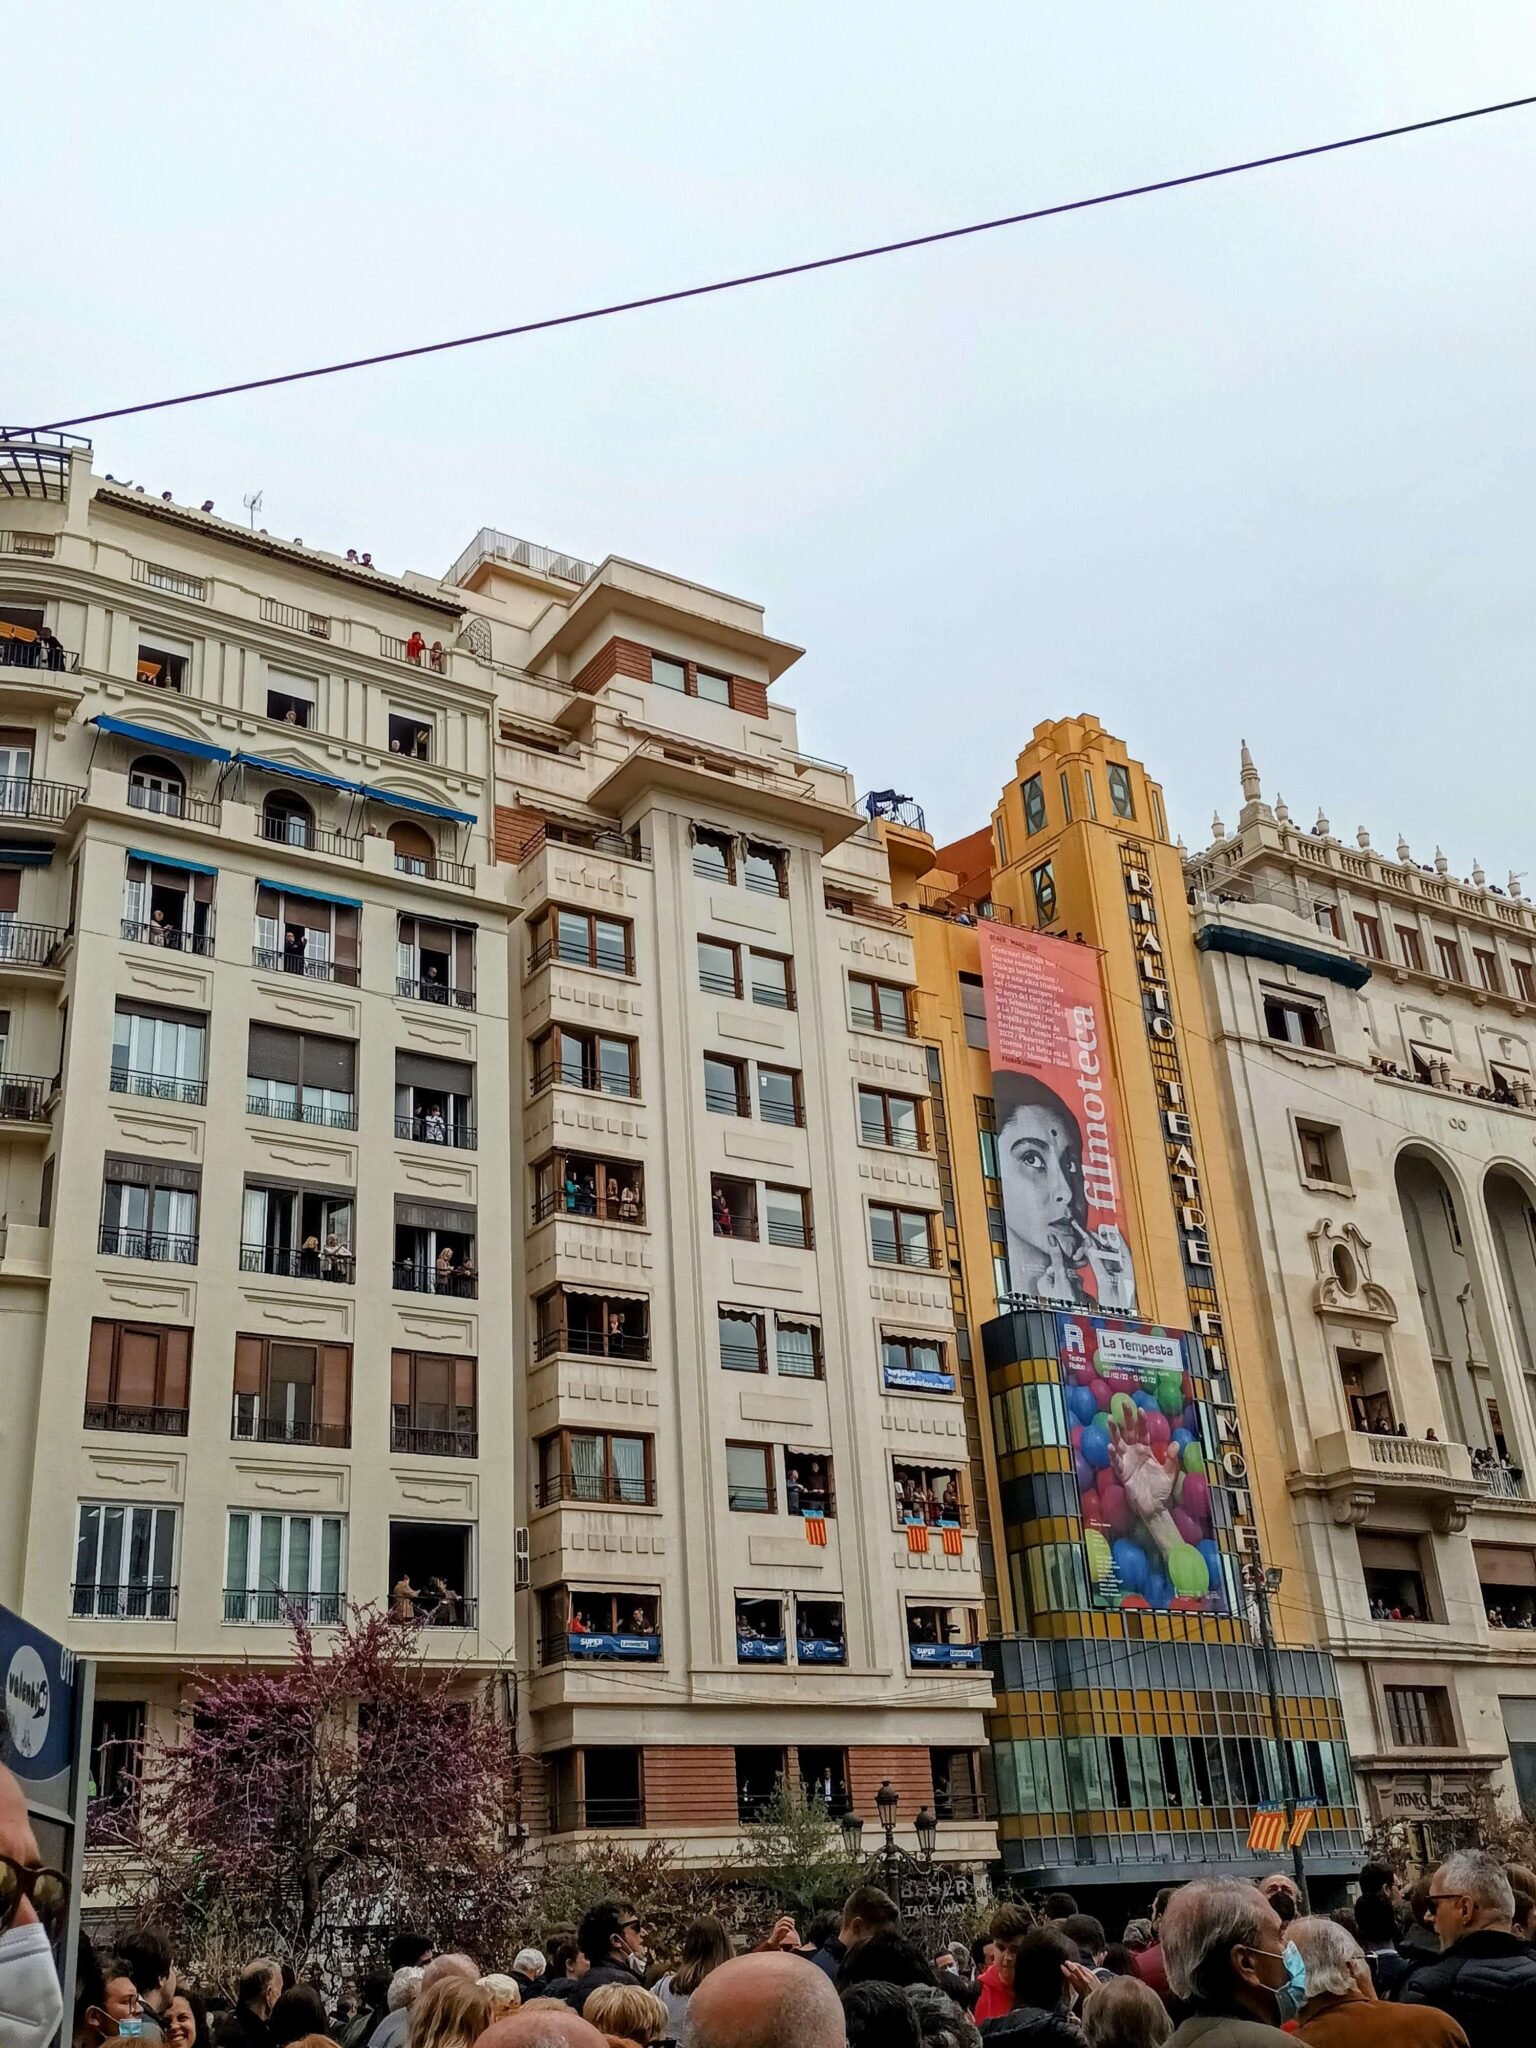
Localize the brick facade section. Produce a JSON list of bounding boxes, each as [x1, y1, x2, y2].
[[570, 634, 769, 718], [731, 676, 769, 718], [642, 1745, 738, 1826], [494, 804, 546, 863], [847, 1746, 935, 1818]]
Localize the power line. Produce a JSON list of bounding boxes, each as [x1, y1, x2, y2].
[[25, 91, 1536, 436]]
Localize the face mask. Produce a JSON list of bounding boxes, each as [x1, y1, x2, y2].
[[1275, 1941, 1308, 2024], [0, 1918, 66, 2048]]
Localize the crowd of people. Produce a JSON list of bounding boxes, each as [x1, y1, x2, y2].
[[6, 1754, 1536, 2048]]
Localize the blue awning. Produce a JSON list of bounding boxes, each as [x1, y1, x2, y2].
[[129, 847, 218, 877], [257, 877, 361, 911], [0, 845, 53, 868], [92, 715, 233, 765], [238, 753, 367, 798], [361, 784, 476, 827]]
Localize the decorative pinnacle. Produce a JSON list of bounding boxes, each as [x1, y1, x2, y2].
[[1211, 810, 1226, 842], [1434, 846, 1449, 875], [1314, 809, 1330, 837], [1396, 834, 1411, 863], [1274, 793, 1290, 824], [1239, 740, 1261, 803], [1472, 858, 1486, 888]]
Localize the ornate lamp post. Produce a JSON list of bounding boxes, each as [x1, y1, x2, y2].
[[875, 1778, 901, 1912], [840, 1809, 866, 1860]]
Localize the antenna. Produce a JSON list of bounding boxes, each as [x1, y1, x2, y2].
[[242, 490, 264, 529]]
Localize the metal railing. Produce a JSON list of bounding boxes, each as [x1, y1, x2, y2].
[[825, 893, 908, 927], [126, 784, 222, 826], [532, 1187, 643, 1225], [252, 948, 359, 984], [533, 1323, 649, 1362], [548, 1796, 646, 1830], [99, 1227, 198, 1263], [705, 1084, 746, 1116], [394, 853, 473, 887], [720, 1340, 767, 1373], [0, 638, 80, 673], [396, 976, 475, 1009], [247, 1093, 359, 1130], [223, 1589, 345, 1625], [698, 966, 739, 996], [932, 1789, 985, 1821], [536, 1473, 656, 1508], [766, 1214, 813, 1249], [899, 1503, 972, 1529], [122, 920, 212, 955], [110, 1069, 207, 1107], [445, 526, 596, 590], [728, 1486, 777, 1513], [759, 1095, 804, 1128], [519, 823, 650, 865], [71, 1583, 178, 1621], [399, 1595, 477, 1629], [529, 1064, 637, 1099], [391, 1423, 478, 1458], [1476, 1462, 1527, 1500], [743, 866, 788, 897], [132, 558, 206, 600], [527, 937, 632, 975], [83, 1403, 188, 1436], [750, 980, 793, 1010], [391, 1263, 478, 1298], [231, 1404, 350, 1449], [0, 922, 67, 969], [379, 634, 449, 669], [260, 597, 331, 638], [0, 1074, 52, 1121], [395, 1114, 476, 1149], [692, 854, 732, 882], [240, 1243, 355, 1283], [871, 1236, 939, 1268], [256, 815, 363, 861], [0, 776, 82, 823], [859, 1118, 926, 1151]]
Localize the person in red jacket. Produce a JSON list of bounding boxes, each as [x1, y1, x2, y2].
[[1134, 1889, 1182, 2008], [976, 1906, 1039, 2024]]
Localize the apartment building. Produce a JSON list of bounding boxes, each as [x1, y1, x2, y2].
[[1187, 753, 1536, 1853], [0, 434, 993, 1867]]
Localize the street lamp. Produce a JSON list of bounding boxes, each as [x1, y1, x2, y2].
[[840, 1811, 866, 1859], [913, 1806, 938, 1863], [875, 1778, 899, 1838]]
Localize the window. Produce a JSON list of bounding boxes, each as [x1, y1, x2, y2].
[[750, 949, 794, 1009], [737, 1595, 786, 1662], [224, 1510, 344, 1624], [89, 1701, 146, 1816], [546, 1743, 646, 1824], [1263, 993, 1327, 1049], [894, 1460, 965, 1525], [1436, 937, 1464, 983], [1058, 771, 1073, 824], [905, 1603, 983, 1667], [693, 826, 735, 883], [719, 1307, 768, 1373], [84, 1319, 191, 1435], [538, 1429, 653, 1507], [1385, 1685, 1454, 1749], [388, 1521, 474, 1626], [1359, 1533, 1432, 1622], [1107, 762, 1135, 819], [124, 851, 215, 954], [529, 905, 632, 975], [858, 1086, 924, 1150], [242, 1024, 358, 1130], [260, 789, 315, 848], [1476, 949, 1503, 994], [764, 1185, 813, 1249], [393, 1049, 473, 1147], [698, 936, 741, 996], [795, 1598, 846, 1662], [711, 1174, 758, 1239], [391, 1350, 477, 1457], [931, 1747, 983, 1820], [1082, 768, 1098, 819], [727, 1442, 776, 1513], [994, 814, 1009, 866], [650, 649, 743, 708], [696, 666, 731, 704], [74, 1504, 177, 1619], [388, 711, 432, 760], [0, 725, 33, 799], [849, 974, 911, 1035], [1356, 915, 1384, 959], [393, 1201, 477, 1297], [533, 1150, 643, 1225], [1516, 961, 1536, 1003], [136, 639, 189, 691], [241, 1183, 354, 1283], [744, 842, 788, 896], [757, 1065, 803, 1127], [1315, 903, 1342, 939], [535, 1288, 649, 1361], [100, 1156, 200, 1263], [704, 1053, 749, 1117], [254, 885, 358, 985], [232, 1335, 351, 1449], [652, 654, 688, 693], [530, 1024, 638, 1098], [1031, 862, 1057, 924], [776, 1316, 823, 1379], [127, 754, 186, 817], [869, 1204, 935, 1268], [882, 1332, 954, 1394], [265, 671, 315, 726], [959, 971, 988, 1050], [736, 1747, 788, 1820], [1021, 774, 1046, 835], [111, 1001, 207, 1105], [1397, 925, 1425, 971], [1297, 1120, 1347, 1186], [397, 913, 474, 1007]]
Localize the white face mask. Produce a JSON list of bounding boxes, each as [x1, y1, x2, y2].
[[0, 1918, 65, 2048]]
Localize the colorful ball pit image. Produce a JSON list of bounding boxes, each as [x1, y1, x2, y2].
[[1057, 1311, 1231, 1615]]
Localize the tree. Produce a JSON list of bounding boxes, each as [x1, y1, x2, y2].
[[98, 1604, 527, 1977], [735, 1785, 861, 1922]]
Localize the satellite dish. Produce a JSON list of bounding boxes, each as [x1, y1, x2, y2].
[[242, 490, 264, 529]]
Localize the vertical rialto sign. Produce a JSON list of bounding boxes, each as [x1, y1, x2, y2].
[[1121, 849, 1260, 1564]]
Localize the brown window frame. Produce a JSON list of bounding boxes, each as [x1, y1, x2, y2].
[[849, 974, 911, 1035], [650, 648, 751, 711], [537, 1427, 656, 1507], [869, 1203, 938, 1268], [1397, 925, 1425, 971], [857, 1084, 926, 1150], [529, 903, 634, 976], [534, 1287, 650, 1362], [704, 1052, 750, 1117], [232, 1333, 352, 1449], [743, 841, 789, 897], [756, 1064, 804, 1128], [1435, 936, 1464, 983], [390, 1349, 477, 1456], [1384, 1683, 1454, 1748], [529, 1023, 639, 1099], [1475, 948, 1502, 993], [1515, 960, 1536, 1002], [784, 1449, 836, 1518], [692, 825, 737, 883], [774, 1314, 823, 1381], [698, 934, 742, 997], [726, 1440, 777, 1513], [532, 1150, 644, 1225], [711, 1173, 759, 1240], [749, 948, 795, 1010], [764, 1184, 813, 1250], [719, 1305, 769, 1373], [1355, 914, 1383, 960], [85, 1319, 191, 1434]]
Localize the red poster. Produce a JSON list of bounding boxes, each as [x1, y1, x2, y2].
[[979, 924, 1138, 1315]]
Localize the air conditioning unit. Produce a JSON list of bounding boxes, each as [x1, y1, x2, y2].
[[514, 1526, 530, 1589]]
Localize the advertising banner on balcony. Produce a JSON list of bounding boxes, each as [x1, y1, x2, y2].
[[979, 924, 1137, 1316], [1058, 1312, 1232, 1615]]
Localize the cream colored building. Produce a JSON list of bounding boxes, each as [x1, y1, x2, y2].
[[0, 433, 993, 1866], [1188, 749, 1536, 1850]]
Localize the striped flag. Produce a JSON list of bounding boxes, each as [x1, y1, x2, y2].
[[1247, 1807, 1286, 1852], [805, 1516, 828, 1547], [906, 1524, 930, 1554], [1288, 1807, 1316, 1848], [940, 1526, 964, 1556]]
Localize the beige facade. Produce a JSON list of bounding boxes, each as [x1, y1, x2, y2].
[[0, 436, 993, 1866], [1188, 750, 1536, 1848]]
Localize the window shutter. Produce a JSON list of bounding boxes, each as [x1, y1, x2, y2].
[[454, 927, 475, 987], [391, 1349, 411, 1407], [116, 1328, 162, 1409], [300, 1034, 356, 1092], [162, 1327, 191, 1409], [319, 1345, 351, 1434], [233, 1334, 264, 1398], [104, 1155, 151, 1188], [248, 1024, 301, 1085], [87, 1320, 117, 1405], [0, 871, 19, 914], [394, 1199, 476, 1233], [395, 1052, 473, 1095], [454, 1356, 476, 1415]]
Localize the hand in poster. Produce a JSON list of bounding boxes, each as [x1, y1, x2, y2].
[[1079, 1223, 1135, 1312], [1108, 1406, 1182, 1555]]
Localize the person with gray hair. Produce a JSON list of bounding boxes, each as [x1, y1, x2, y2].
[[1080, 1977, 1171, 2048], [1161, 1881, 1300, 2048], [1286, 1918, 1465, 2048], [686, 1951, 847, 2048], [1400, 1851, 1536, 2046], [908, 1985, 983, 2048]]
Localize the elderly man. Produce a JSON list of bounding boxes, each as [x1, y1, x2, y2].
[[476, 2010, 608, 2048], [1161, 1880, 1302, 2048], [1287, 1917, 1465, 2048], [1400, 1851, 1536, 2044], [1256, 1877, 1301, 1928], [212, 1958, 283, 2048], [687, 1952, 847, 2048], [373, 1953, 478, 2048], [0, 1762, 66, 2048]]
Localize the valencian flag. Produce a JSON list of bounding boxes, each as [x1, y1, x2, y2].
[[978, 925, 1138, 1317], [906, 1524, 930, 1554], [805, 1516, 828, 1547], [940, 1525, 964, 1556], [1288, 1807, 1316, 1848], [1247, 1806, 1287, 1853]]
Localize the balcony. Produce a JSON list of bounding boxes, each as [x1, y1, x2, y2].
[[397, 976, 475, 1010], [83, 1404, 188, 1437], [110, 1069, 207, 1108], [518, 822, 649, 867], [392, 1262, 478, 1298], [908, 1641, 985, 1670], [71, 1583, 177, 1621], [391, 1420, 478, 1459], [222, 1589, 346, 1626], [249, 1093, 358, 1131], [255, 814, 363, 862], [126, 784, 222, 828], [0, 777, 82, 827], [0, 1074, 52, 1124], [252, 947, 359, 985], [533, 1323, 648, 1362], [1301, 1429, 1483, 1532], [231, 1401, 350, 1450], [536, 1472, 657, 1509], [545, 1628, 661, 1665], [548, 1794, 646, 1829], [99, 1226, 197, 1264], [125, 920, 214, 956], [240, 1243, 355, 1284], [0, 922, 68, 971], [0, 634, 80, 675], [795, 1635, 848, 1665], [395, 853, 473, 888], [395, 1113, 476, 1150]]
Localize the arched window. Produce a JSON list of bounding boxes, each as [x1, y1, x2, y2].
[[1484, 1168, 1536, 1448], [262, 790, 313, 848], [128, 755, 186, 818], [1396, 1150, 1499, 1450], [388, 820, 435, 877]]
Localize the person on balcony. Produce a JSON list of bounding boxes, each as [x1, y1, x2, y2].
[[405, 631, 426, 664], [713, 1188, 733, 1235], [618, 1180, 640, 1223], [37, 626, 65, 670], [322, 1232, 349, 1280], [390, 1574, 420, 1622], [435, 1245, 457, 1289]]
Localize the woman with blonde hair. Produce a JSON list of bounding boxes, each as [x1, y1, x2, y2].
[[406, 1976, 490, 2048], [580, 1982, 669, 2046], [477, 1977, 521, 2024], [652, 1917, 734, 2037]]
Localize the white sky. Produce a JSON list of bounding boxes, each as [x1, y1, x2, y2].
[[10, 5, 1536, 871]]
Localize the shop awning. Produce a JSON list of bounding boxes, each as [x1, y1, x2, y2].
[[92, 715, 233, 765], [129, 847, 218, 877], [256, 878, 361, 910], [238, 753, 367, 798], [362, 785, 476, 826], [0, 845, 53, 867]]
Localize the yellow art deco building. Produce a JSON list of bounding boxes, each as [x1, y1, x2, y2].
[[877, 714, 1363, 1896]]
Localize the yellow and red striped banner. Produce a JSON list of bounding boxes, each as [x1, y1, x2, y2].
[[940, 1525, 964, 1556], [907, 1524, 930, 1553], [805, 1516, 828, 1547], [1288, 1807, 1316, 1848], [1247, 1807, 1286, 1852]]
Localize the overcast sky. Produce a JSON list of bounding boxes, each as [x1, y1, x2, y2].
[[10, 6, 1536, 872]]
